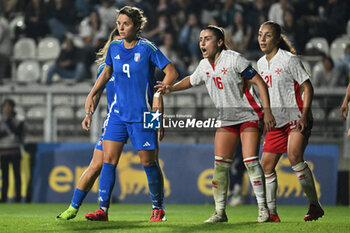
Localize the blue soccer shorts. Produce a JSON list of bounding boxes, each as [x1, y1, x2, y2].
[[103, 113, 157, 150]]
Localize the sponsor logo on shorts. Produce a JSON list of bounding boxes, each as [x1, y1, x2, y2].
[[143, 141, 151, 147]]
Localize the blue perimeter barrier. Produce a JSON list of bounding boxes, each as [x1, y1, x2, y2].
[[31, 143, 338, 205]]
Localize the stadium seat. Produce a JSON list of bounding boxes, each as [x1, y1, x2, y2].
[[16, 60, 41, 83], [305, 37, 329, 55], [53, 95, 74, 106], [21, 94, 45, 106], [327, 108, 341, 120], [76, 107, 86, 119], [330, 37, 350, 61], [27, 106, 46, 119], [41, 61, 60, 83], [9, 15, 25, 39], [37, 37, 60, 61], [312, 108, 326, 120], [53, 106, 74, 120], [13, 37, 36, 60]]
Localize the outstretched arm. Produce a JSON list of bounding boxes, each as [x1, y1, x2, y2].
[[155, 76, 193, 94]]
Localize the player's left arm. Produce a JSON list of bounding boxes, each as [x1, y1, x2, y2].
[[298, 80, 313, 132], [289, 56, 313, 132]]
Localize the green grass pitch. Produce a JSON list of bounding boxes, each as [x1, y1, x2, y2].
[[0, 204, 349, 233]]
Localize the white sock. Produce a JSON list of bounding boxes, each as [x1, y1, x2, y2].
[[292, 161, 319, 205], [265, 172, 277, 215], [244, 157, 266, 209], [100, 207, 108, 213], [213, 156, 232, 214]]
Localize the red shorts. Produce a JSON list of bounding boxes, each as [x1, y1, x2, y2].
[[262, 120, 312, 153], [221, 120, 262, 135]]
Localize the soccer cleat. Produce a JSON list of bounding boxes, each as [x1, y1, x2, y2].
[[149, 208, 166, 222], [269, 214, 281, 222], [204, 211, 228, 223], [304, 204, 324, 221], [257, 207, 269, 223], [85, 208, 108, 221], [56, 205, 78, 220]]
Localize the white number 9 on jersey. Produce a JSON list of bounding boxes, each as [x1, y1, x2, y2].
[[123, 64, 130, 78]]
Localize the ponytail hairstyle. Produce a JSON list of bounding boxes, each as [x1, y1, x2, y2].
[[204, 25, 229, 51], [117, 6, 147, 34], [261, 21, 297, 55], [96, 27, 120, 65]]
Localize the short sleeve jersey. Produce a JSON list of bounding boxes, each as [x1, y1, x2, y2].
[[257, 49, 309, 127], [190, 50, 263, 126], [96, 63, 115, 114], [105, 38, 170, 122]]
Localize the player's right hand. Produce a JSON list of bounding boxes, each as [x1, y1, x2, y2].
[[263, 109, 276, 132], [154, 81, 173, 94], [340, 103, 348, 121], [82, 114, 92, 131]]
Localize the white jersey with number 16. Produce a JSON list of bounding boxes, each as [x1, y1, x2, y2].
[[190, 50, 263, 126]]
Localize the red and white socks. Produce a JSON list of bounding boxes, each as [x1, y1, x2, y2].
[[265, 172, 278, 215], [212, 156, 232, 214], [292, 161, 319, 205], [243, 156, 267, 209]]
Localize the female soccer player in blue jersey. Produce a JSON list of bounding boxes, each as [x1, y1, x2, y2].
[[56, 27, 121, 220], [83, 6, 178, 222]]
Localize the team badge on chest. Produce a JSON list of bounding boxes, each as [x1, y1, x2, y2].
[[134, 53, 141, 62], [221, 67, 228, 75], [275, 68, 282, 75]]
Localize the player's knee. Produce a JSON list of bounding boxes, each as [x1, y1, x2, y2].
[[89, 162, 103, 174], [140, 158, 155, 167], [260, 160, 273, 174], [287, 152, 303, 166]]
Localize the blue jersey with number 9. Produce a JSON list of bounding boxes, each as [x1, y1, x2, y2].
[[105, 38, 170, 122]]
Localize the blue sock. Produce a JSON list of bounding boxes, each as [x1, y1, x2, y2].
[[99, 163, 116, 209], [71, 188, 87, 209], [143, 162, 163, 208]]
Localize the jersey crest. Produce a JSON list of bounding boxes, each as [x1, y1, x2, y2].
[[134, 53, 141, 62]]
